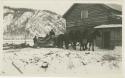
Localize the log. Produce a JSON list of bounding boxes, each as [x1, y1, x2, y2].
[[12, 62, 23, 74]]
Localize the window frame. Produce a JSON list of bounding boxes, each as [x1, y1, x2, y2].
[[81, 9, 89, 19]]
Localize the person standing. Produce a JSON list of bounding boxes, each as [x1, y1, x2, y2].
[[49, 29, 55, 47], [49, 29, 55, 36], [33, 36, 37, 47]]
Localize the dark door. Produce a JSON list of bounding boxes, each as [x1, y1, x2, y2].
[[103, 31, 110, 49]]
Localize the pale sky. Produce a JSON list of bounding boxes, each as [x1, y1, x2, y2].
[[3, 0, 122, 15]]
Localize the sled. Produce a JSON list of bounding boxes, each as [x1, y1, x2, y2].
[[35, 35, 55, 48]]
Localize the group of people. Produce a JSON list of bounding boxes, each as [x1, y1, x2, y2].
[[33, 28, 101, 51], [54, 28, 101, 51]]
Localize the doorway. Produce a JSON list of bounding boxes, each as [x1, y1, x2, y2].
[[103, 31, 110, 49]]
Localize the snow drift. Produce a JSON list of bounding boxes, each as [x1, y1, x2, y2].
[[1, 48, 122, 76]]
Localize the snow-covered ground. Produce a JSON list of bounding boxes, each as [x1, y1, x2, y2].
[[1, 45, 123, 77]]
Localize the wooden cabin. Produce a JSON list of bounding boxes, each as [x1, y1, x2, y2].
[[63, 3, 122, 31], [63, 3, 122, 49]]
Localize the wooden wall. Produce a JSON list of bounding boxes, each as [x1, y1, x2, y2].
[[64, 4, 110, 31], [95, 28, 122, 49]]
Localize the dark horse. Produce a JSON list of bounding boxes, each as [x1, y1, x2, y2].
[[55, 30, 82, 50], [54, 34, 64, 48], [54, 32, 70, 49], [79, 30, 88, 51], [86, 28, 101, 51]]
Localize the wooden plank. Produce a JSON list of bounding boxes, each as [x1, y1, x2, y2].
[[12, 62, 23, 74]]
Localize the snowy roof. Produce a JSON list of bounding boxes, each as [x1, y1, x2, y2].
[[116, 15, 122, 17], [94, 24, 122, 28]]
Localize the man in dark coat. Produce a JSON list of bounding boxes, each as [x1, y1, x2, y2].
[[49, 29, 56, 47], [33, 36, 37, 47], [49, 29, 55, 36]]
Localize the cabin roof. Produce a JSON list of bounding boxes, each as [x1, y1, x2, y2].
[[94, 24, 122, 28], [63, 3, 122, 18]]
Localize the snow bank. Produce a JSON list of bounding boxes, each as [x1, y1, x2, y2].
[[1, 48, 122, 77]]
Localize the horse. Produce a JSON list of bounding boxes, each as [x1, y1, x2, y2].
[[86, 29, 101, 51], [79, 29, 88, 51], [78, 28, 101, 51], [55, 29, 88, 50], [55, 30, 82, 50], [54, 32, 71, 49], [53, 34, 64, 48], [80, 38, 88, 51]]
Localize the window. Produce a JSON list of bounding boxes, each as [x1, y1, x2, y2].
[[81, 9, 88, 19]]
